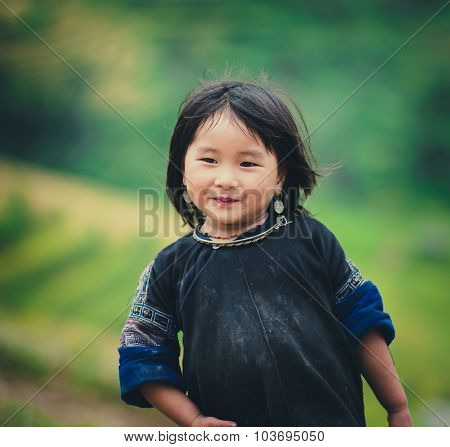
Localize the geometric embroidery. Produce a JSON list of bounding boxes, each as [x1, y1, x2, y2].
[[121, 329, 149, 347], [129, 303, 177, 338], [135, 260, 154, 296], [335, 257, 365, 303], [119, 259, 179, 348]]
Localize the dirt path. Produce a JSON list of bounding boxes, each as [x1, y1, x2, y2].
[[0, 374, 176, 427]]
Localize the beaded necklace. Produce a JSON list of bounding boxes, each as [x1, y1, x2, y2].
[[193, 216, 292, 249]]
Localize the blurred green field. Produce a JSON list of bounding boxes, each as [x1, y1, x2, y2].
[[1, 0, 448, 199], [0, 158, 178, 426], [0, 158, 448, 426]]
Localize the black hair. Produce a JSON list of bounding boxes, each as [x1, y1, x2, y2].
[[166, 77, 324, 229]]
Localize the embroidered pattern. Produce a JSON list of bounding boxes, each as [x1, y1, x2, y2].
[[120, 260, 178, 348], [335, 257, 365, 302], [129, 303, 177, 337], [135, 260, 154, 297], [120, 329, 150, 347]]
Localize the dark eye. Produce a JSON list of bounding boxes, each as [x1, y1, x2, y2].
[[241, 161, 258, 167], [200, 158, 217, 164]]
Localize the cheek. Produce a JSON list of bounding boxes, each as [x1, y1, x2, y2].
[[184, 162, 208, 187], [185, 172, 211, 204], [187, 172, 210, 191], [241, 187, 273, 210], [243, 174, 277, 200]]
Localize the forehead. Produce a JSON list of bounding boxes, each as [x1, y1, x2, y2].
[[191, 112, 267, 152]]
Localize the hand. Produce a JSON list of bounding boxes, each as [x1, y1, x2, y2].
[[388, 407, 413, 427], [190, 414, 237, 427]]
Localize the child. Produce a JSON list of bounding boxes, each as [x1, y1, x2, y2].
[[118, 79, 413, 427]]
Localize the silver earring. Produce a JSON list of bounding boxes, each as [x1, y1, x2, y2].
[[274, 193, 284, 214], [182, 189, 192, 204]]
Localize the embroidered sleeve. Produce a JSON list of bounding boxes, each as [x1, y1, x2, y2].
[[120, 260, 178, 349], [334, 279, 396, 348], [314, 220, 395, 348], [335, 257, 366, 303], [333, 253, 395, 348], [118, 257, 186, 408]]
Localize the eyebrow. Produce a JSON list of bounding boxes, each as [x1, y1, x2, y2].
[[196, 147, 265, 160]]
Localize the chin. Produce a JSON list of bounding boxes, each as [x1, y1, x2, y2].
[[204, 211, 242, 223]]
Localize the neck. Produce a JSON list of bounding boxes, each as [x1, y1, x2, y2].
[[201, 211, 269, 239]]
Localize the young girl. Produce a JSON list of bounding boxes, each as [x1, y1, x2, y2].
[[118, 79, 413, 427]]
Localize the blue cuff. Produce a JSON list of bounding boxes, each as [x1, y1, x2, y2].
[[334, 280, 395, 348], [118, 345, 186, 408]]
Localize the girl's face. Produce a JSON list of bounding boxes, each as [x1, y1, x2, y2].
[[183, 112, 284, 231]]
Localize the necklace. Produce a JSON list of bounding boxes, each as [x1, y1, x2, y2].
[[200, 214, 269, 239], [201, 227, 256, 239], [202, 233, 239, 239], [193, 216, 292, 249]]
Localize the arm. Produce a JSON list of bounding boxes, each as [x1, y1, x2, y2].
[[139, 382, 201, 426], [118, 261, 237, 427], [357, 329, 413, 426], [139, 382, 237, 427], [316, 223, 413, 426]]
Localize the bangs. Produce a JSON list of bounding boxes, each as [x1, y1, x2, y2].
[[193, 106, 277, 157]]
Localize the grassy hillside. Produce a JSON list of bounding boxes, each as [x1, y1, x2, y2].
[[0, 158, 180, 426], [0, 158, 449, 426]]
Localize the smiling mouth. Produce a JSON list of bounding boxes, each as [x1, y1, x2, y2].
[[213, 197, 239, 204]]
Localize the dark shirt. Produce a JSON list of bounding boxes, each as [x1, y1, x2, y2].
[[118, 207, 395, 426]]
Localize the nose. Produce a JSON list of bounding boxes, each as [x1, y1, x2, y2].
[[214, 167, 240, 189]]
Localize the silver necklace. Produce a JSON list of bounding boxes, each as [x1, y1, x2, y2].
[[192, 216, 292, 249], [200, 214, 269, 239]]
